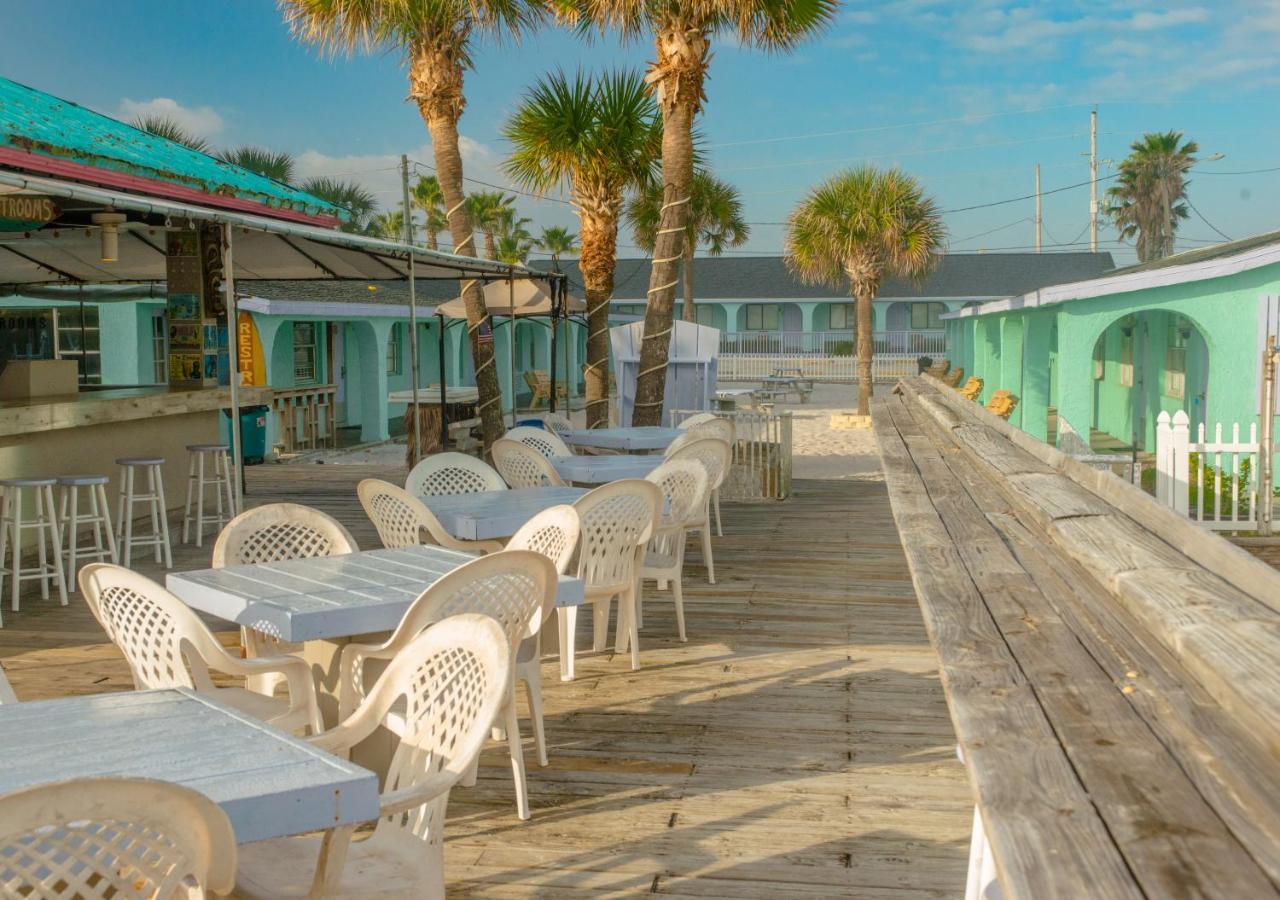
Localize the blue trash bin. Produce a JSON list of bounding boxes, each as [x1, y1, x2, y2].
[[224, 405, 269, 465]]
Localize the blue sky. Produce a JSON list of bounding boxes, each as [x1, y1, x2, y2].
[[3, 0, 1279, 264]]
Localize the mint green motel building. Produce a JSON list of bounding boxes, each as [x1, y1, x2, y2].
[[943, 230, 1280, 451]]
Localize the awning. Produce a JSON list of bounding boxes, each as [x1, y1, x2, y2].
[[0, 171, 537, 285], [434, 277, 585, 319]]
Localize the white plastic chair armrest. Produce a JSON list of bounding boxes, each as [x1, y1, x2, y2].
[[378, 771, 458, 820], [206, 651, 323, 734], [336, 640, 400, 719]]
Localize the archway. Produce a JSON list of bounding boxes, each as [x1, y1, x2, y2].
[[1086, 310, 1209, 451]]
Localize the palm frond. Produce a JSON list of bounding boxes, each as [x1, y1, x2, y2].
[[217, 146, 297, 184], [130, 115, 211, 153]]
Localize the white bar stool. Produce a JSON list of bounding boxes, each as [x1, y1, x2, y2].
[[57, 475, 117, 592], [182, 443, 235, 547], [0, 477, 68, 617], [115, 458, 173, 569]]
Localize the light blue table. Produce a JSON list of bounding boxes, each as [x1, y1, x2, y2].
[[0, 689, 378, 844], [424, 486, 588, 541], [551, 453, 663, 485], [562, 426, 682, 452]]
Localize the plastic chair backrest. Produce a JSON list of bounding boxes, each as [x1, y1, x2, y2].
[[668, 418, 733, 455], [504, 425, 571, 460], [666, 437, 732, 492], [212, 503, 357, 568], [572, 479, 662, 591], [357, 479, 458, 551], [646, 458, 710, 530], [677, 412, 717, 429], [492, 438, 565, 489], [0, 777, 237, 898], [507, 504, 580, 575], [406, 452, 507, 498]]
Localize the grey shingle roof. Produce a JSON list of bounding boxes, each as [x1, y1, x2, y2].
[[241, 251, 1116, 307], [1105, 229, 1280, 276]]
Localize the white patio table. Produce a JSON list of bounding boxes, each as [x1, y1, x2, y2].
[[551, 453, 663, 485], [424, 486, 589, 541], [562, 426, 682, 452], [0, 688, 378, 844]]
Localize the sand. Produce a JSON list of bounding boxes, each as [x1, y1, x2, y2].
[[305, 381, 886, 481]]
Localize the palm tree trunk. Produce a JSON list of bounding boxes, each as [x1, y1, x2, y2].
[[427, 231, 439, 252], [855, 285, 875, 415], [682, 239, 696, 323], [484, 230, 496, 260], [420, 105, 505, 453], [579, 205, 618, 429]]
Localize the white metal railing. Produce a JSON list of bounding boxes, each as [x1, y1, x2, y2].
[[671, 408, 792, 501], [1154, 410, 1276, 531], [717, 330, 945, 382]]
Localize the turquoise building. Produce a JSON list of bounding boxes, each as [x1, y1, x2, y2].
[[943, 230, 1280, 450]]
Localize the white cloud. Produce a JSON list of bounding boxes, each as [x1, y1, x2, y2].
[[1130, 8, 1210, 31], [116, 97, 224, 137]]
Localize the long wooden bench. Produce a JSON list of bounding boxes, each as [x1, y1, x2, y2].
[[873, 375, 1280, 900]]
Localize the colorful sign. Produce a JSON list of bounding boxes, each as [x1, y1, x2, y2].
[[0, 194, 60, 231], [236, 311, 266, 386]]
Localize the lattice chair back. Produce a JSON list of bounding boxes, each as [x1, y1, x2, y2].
[[504, 425, 571, 460], [676, 412, 717, 430], [79, 563, 215, 692], [492, 439, 566, 489], [508, 505, 580, 575], [646, 459, 710, 536], [406, 452, 507, 498], [358, 479, 454, 551], [0, 777, 237, 898], [539, 413, 575, 439], [573, 480, 662, 593], [667, 437, 733, 493], [212, 503, 357, 568]]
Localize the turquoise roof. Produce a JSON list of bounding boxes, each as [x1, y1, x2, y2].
[[0, 77, 341, 221]]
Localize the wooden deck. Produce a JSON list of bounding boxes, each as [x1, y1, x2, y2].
[[0, 464, 973, 898]]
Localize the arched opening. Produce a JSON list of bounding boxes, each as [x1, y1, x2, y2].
[[1087, 310, 1209, 451]]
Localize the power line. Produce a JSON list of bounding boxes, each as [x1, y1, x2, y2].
[[1185, 198, 1232, 241], [951, 218, 1032, 245], [409, 158, 574, 206], [1195, 165, 1280, 176]]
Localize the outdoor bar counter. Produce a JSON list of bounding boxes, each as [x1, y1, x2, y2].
[[0, 385, 272, 512]]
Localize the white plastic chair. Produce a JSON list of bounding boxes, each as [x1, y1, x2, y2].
[[0, 664, 15, 704], [640, 459, 709, 642], [492, 438, 567, 489], [539, 413, 575, 439], [0, 777, 237, 898], [676, 412, 717, 429], [359, 478, 503, 555], [234, 615, 509, 900], [213, 503, 358, 695], [78, 563, 322, 735], [506, 505, 580, 764], [665, 437, 732, 584], [336, 551, 556, 821], [667, 421, 734, 535], [571, 479, 661, 675], [406, 452, 507, 497], [504, 425, 572, 460]]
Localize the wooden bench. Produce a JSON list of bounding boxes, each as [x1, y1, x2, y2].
[[925, 358, 950, 379], [985, 389, 1019, 420], [523, 370, 569, 409], [958, 376, 983, 401], [873, 376, 1280, 900], [944, 366, 964, 387]]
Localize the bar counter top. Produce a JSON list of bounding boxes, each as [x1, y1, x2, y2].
[[0, 385, 274, 438]]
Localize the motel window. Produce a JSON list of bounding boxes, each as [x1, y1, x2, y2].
[[293, 322, 319, 383], [1118, 318, 1135, 388], [744, 304, 781, 331], [1164, 316, 1188, 400], [829, 304, 854, 330], [387, 323, 403, 376], [695, 305, 717, 328], [151, 312, 168, 384], [909, 302, 945, 330]]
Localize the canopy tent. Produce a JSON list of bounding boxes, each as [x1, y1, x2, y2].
[[0, 168, 555, 503]]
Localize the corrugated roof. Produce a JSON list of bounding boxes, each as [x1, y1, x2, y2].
[[531, 252, 1116, 301], [0, 77, 339, 224]]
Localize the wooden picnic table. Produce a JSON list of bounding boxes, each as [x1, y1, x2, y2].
[[551, 453, 663, 485], [874, 376, 1280, 899], [0, 688, 379, 844], [562, 426, 682, 452]]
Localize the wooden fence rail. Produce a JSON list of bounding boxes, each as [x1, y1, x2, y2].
[[271, 384, 337, 455]]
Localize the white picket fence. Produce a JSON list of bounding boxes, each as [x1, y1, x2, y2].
[[1154, 410, 1272, 531], [670, 408, 793, 501], [717, 330, 944, 383]]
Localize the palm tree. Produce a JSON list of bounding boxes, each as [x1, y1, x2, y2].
[[629, 170, 748, 322], [371, 209, 407, 241], [412, 174, 449, 250], [466, 190, 517, 259], [299, 176, 379, 234], [504, 69, 662, 427], [217, 146, 297, 184], [282, 0, 544, 453], [130, 115, 211, 153], [536, 225, 577, 263], [1106, 131, 1198, 263], [558, 0, 836, 424], [786, 166, 946, 416]]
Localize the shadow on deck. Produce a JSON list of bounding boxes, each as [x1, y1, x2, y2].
[[0, 464, 971, 898]]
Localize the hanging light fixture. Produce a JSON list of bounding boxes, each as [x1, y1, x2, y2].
[[91, 211, 126, 262]]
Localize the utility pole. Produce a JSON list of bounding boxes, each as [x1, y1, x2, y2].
[[400, 154, 423, 468], [1089, 108, 1098, 253], [1034, 163, 1042, 253]]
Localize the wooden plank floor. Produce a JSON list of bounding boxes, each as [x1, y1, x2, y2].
[[0, 464, 972, 898]]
